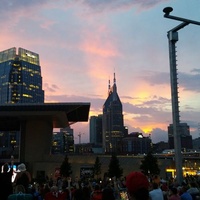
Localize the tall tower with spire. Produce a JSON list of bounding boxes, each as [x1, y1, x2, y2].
[[102, 73, 125, 153]]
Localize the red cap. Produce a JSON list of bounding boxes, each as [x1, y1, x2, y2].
[[126, 172, 149, 194]]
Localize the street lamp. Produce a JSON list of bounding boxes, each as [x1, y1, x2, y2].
[[163, 7, 200, 184]]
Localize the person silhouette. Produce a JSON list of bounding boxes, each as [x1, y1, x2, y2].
[[14, 163, 31, 193], [0, 158, 14, 200]]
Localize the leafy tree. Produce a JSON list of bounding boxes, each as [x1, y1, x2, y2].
[[108, 154, 123, 178], [93, 156, 102, 179], [60, 155, 72, 177], [140, 151, 160, 176]]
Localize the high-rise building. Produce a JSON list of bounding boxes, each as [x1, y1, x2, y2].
[[102, 73, 125, 153], [52, 127, 74, 154], [89, 115, 103, 146], [0, 47, 44, 104], [168, 123, 193, 150], [0, 47, 44, 158]]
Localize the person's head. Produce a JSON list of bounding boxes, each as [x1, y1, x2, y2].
[[18, 163, 26, 172], [102, 187, 115, 200], [152, 175, 160, 185], [14, 185, 25, 193], [181, 185, 189, 194], [50, 186, 58, 192], [170, 187, 178, 195], [126, 171, 149, 200], [152, 182, 159, 190], [94, 184, 100, 190], [190, 182, 197, 188]]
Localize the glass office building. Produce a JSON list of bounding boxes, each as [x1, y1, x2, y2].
[[0, 47, 44, 103]]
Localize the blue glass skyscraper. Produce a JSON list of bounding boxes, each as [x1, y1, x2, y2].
[[0, 47, 45, 159], [0, 47, 44, 103]]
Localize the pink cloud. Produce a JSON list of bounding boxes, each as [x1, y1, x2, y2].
[[79, 25, 119, 58], [40, 19, 57, 30]]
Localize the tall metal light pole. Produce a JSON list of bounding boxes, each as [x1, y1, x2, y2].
[[163, 7, 200, 184]]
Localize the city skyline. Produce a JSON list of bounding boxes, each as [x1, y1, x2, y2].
[[0, 1, 200, 143]]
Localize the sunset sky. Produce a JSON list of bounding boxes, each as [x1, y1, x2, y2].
[[1, 0, 200, 143]]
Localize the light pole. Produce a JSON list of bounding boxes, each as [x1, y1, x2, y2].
[[163, 7, 200, 184]]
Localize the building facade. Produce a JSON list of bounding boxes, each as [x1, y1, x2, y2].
[[0, 47, 44, 104], [193, 137, 200, 150], [168, 123, 193, 150], [52, 127, 75, 154], [102, 73, 125, 153], [121, 132, 152, 155], [89, 115, 103, 146], [0, 131, 20, 159]]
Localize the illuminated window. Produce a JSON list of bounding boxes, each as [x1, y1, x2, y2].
[[22, 94, 32, 98]]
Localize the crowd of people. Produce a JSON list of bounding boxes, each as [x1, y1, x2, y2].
[[1, 160, 200, 200], [0, 160, 32, 200]]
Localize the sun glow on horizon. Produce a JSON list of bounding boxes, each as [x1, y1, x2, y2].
[[142, 127, 153, 134]]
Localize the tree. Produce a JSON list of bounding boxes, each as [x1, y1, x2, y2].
[[140, 151, 160, 176], [93, 156, 102, 179], [60, 155, 72, 177], [108, 154, 123, 178]]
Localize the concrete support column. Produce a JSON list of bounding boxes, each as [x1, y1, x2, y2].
[[20, 118, 53, 173]]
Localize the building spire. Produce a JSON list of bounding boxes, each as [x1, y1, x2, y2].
[[112, 72, 117, 100], [114, 72, 116, 85], [108, 78, 111, 96]]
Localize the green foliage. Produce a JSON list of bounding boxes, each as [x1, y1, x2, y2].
[[93, 156, 102, 179], [108, 154, 123, 178], [140, 151, 160, 176], [60, 155, 72, 178]]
